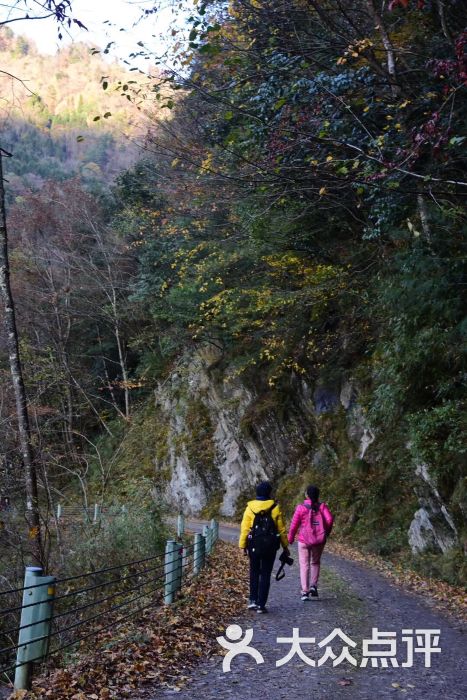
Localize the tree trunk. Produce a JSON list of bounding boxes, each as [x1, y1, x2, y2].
[[104, 260, 130, 420], [114, 313, 130, 420], [417, 192, 432, 242], [435, 0, 453, 45], [367, 0, 400, 97], [0, 149, 42, 566]]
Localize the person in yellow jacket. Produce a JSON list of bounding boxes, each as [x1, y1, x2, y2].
[[239, 481, 290, 613]]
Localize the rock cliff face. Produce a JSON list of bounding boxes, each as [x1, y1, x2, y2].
[[408, 463, 459, 554], [153, 347, 459, 556], [155, 347, 286, 516]]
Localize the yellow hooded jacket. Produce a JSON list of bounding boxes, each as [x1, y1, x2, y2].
[[239, 499, 288, 550]]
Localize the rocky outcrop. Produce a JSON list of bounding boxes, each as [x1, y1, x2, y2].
[[152, 347, 459, 557], [155, 348, 298, 516], [408, 462, 458, 554], [153, 349, 375, 517]]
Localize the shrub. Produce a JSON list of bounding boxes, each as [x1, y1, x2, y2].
[[63, 504, 168, 576]]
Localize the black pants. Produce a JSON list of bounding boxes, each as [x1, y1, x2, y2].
[[249, 549, 277, 608]]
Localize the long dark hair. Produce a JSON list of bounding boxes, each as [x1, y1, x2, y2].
[[306, 485, 320, 512]]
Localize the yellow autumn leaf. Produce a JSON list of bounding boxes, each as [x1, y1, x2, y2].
[[319, 187, 327, 196]]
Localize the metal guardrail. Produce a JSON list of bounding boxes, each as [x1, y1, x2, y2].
[[0, 517, 219, 691], [1, 503, 131, 525]]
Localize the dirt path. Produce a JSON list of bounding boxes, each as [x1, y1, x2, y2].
[[145, 524, 466, 700]]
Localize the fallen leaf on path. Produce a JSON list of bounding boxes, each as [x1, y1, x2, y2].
[[23, 542, 248, 700], [337, 678, 353, 686], [328, 540, 466, 622]]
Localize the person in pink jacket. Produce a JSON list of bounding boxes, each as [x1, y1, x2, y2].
[[288, 485, 334, 601]]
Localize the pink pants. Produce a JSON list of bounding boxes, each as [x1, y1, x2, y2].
[[298, 541, 325, 592]]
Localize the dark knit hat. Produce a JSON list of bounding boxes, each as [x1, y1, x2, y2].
[[256, 481, 272, 498]]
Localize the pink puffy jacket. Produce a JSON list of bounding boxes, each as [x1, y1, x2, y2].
[[288, 499, 334, 546]]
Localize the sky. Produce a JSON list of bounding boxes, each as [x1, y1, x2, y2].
[[4, 0, 189, 70]]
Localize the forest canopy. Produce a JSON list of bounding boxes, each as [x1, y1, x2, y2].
[[0, 0, 465, 583]]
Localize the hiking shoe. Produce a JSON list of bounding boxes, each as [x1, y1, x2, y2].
[[247, 600, 258, 610], [308, 586, 318, 597], [301, 592, 309, 602], [256, 607, 268, 614]]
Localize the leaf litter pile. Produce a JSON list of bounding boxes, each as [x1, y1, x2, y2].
[[8, 542, 248, 700], [5, 533, 465, 700], [328, 540, 466, 623]]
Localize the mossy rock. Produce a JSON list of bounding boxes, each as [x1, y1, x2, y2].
[[200, 490, 225, 519], [184, 399, 216, 472]]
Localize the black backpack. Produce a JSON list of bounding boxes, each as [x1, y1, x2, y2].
[[247, 503, 280, 555]]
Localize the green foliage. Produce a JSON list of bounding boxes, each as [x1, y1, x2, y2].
[[407, 402, 466, 499], [105, 1, 466, 578], [368, 237, 466, 507], [65, 505, 168, 575], [184, 399, 216, 482], [3, 2, 466, 586], [90, 403, 172, 498], [410, 547, 467, 588]]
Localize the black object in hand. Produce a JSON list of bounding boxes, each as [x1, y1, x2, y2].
[[279, 550, 294, 566], [276, 550, 294, 580]]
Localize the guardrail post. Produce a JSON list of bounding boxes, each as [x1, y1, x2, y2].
[[93, 503, 101, 523], [177, 512, 185, 538], [193, 533, 205, 575], [174, 544, 183, 593], [164, 540, 177, 604], [181, 544, 187, 581], [203, 524, 211, 555], [14, 567, 56, 690], [210, 518, 218, 544]]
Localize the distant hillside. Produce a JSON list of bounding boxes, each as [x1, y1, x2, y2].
[[0, 27, 159, 195]]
